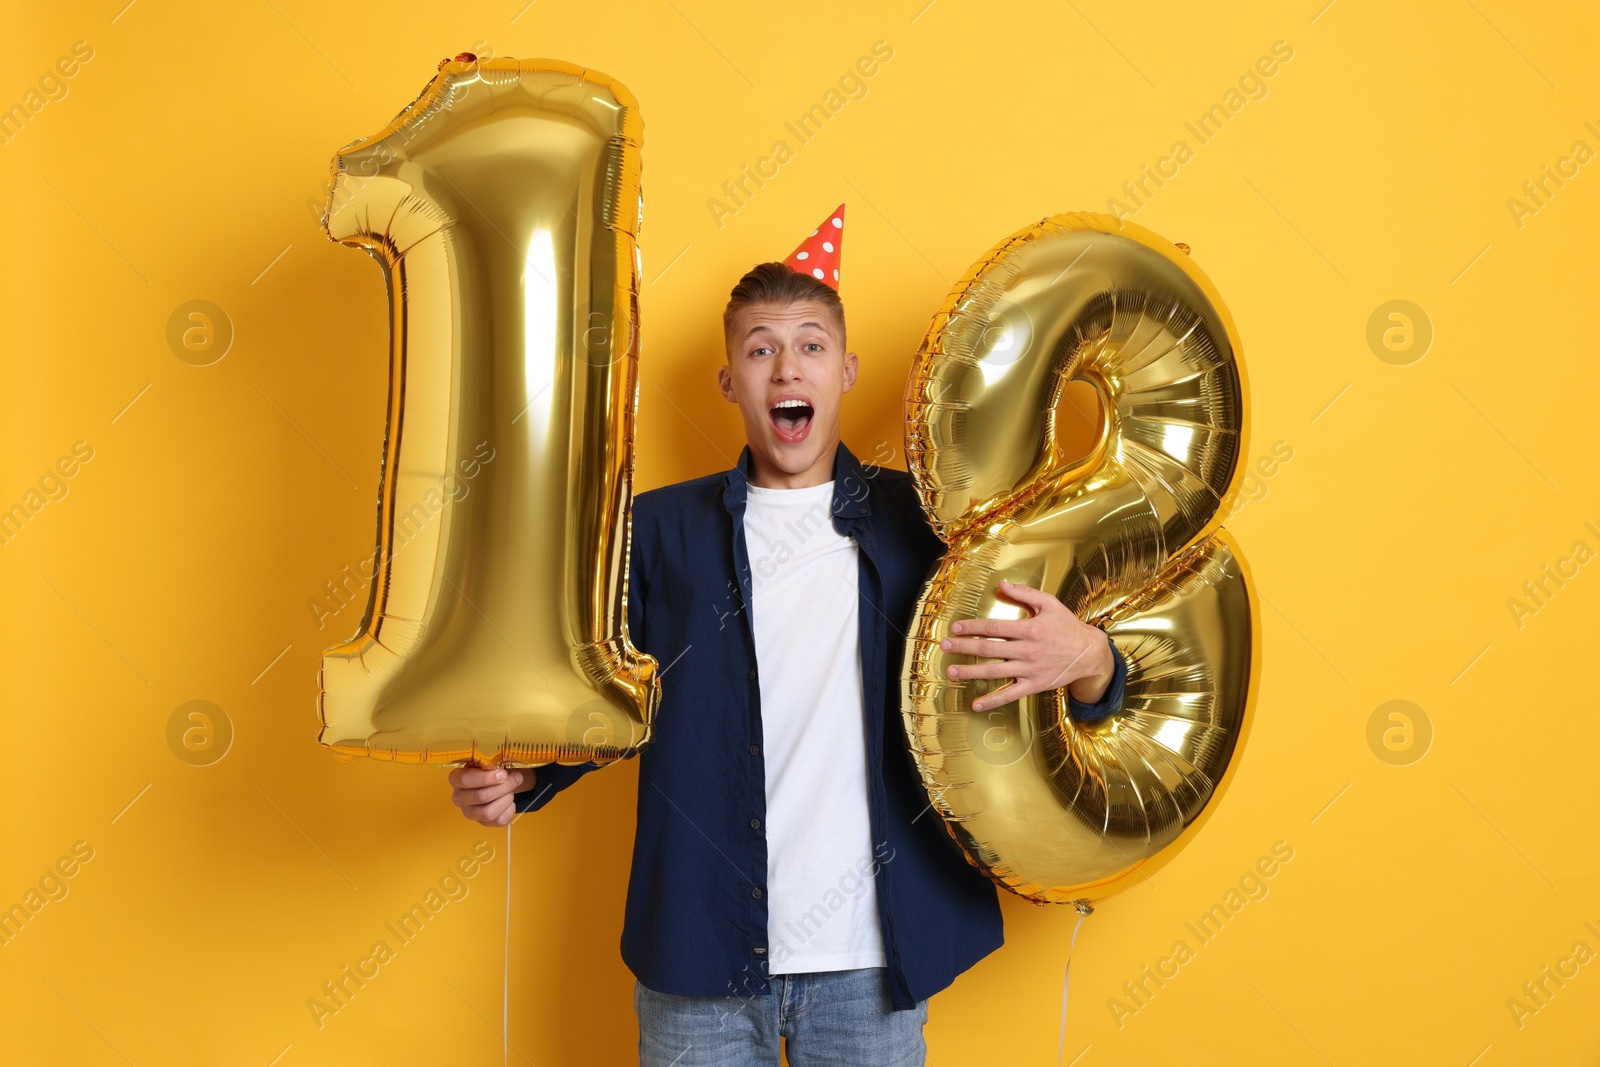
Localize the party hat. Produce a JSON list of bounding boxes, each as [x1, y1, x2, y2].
[[782, 204, 845, 290]]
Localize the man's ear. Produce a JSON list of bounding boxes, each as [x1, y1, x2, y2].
[[717, 363, 738, 404], [842, 350, 859, 393]]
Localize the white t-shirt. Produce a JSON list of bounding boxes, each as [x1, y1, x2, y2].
[[743, 479, 887, 975]]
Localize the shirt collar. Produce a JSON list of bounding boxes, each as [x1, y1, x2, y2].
[[723, 440, 873, 527]]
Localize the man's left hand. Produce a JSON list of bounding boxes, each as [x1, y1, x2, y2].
[[939, 579, 1115, 712]]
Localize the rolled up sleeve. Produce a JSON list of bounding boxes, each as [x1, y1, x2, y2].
[[1066, 636, 1127, 724]]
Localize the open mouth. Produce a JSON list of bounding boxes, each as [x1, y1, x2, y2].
[[768, 398, 814, 444]]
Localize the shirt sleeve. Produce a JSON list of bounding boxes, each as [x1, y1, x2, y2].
[[514, 762, 599, 813], [1065, 636, 1127, 724]]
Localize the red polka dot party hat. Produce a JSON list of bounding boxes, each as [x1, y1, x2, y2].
[[782, 204, 845, 290]]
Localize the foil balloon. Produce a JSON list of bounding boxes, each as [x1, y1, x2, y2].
[[902, 213, 1258, 906], [316, 56, 659, 767]]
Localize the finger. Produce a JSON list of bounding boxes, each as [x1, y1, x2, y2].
[[453, 785, 498, 811], [482, 794, 516, 826], [480, 771, 528, 801], [451, 766, 510, 790], [940, 635, 1033, 660], [452, 782, 508, 809], [947, 617, 1033, 639], [948, 660, 1029, 682], [462, 792, 515, 826], [971, 679, 1025, 713], [452, 775, 525, 808]]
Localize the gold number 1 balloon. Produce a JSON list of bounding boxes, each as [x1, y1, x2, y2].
[[902, 214, 1259, 906], [316, 57, 659, 767]]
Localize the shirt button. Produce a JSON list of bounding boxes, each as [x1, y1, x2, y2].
[[749, 745, 759, 756], [750, 818, 761, 830], [752, 887, 763, 899], [748, 669, 757, 680]]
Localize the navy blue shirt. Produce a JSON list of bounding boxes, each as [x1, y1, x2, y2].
[[516, 440, 1127, 1009]]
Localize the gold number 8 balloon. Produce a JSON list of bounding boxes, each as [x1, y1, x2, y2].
[[315, 56, 660, 768], [902, 214, 1259, 907]]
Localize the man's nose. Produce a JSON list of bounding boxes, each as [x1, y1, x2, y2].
[[771, 347, 803, 379]]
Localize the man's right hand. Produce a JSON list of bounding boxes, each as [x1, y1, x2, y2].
[[448, 765, 535, 827]]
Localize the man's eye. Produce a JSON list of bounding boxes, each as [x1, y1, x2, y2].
[[752, 346, 772, 357], [805, 343, 822, 352]]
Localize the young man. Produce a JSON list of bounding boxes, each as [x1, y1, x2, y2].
[[449, 206, 1128, 1066]]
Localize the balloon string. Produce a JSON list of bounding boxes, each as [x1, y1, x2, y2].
[[1058, 909, 1090, 1065], [503, 819, 511, 1067]]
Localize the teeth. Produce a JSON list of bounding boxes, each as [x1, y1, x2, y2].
[[773, 399, 810, 409]]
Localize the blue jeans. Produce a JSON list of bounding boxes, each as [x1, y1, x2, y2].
[[634, 967, 929, 1066]]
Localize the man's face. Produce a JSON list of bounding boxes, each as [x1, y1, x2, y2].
[[718, 300, 857, 487]]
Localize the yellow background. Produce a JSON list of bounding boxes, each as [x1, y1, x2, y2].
[[4, 0, 1597, 1063]]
